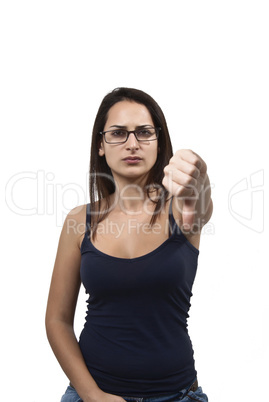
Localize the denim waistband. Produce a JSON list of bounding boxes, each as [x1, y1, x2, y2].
[[120, 377, 198, 401]]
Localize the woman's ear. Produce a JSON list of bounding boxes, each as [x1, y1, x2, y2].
[[98, 141, 105, 157]]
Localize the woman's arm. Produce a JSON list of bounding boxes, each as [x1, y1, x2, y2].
[[163, 149, 213, 232], [162, 149, 213, 250], [45, 206, 125, 402]]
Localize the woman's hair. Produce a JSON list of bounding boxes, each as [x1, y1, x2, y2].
[[88, 87, 173, 241]]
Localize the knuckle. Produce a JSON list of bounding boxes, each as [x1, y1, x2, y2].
[[163, 165, 170, 174], [190, 166, 198, 176], [181, 148, 192, 155], [175, 186, 183, 196], [183, 176, 190, 186], [162, 177, 168, 187], [184, 175, 197, 188], [186, 177, 194, 186], [170, 155, 176, 164], [193, 156, 200, 166]]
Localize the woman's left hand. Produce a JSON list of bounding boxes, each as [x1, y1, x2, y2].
[[162, 149, 208, 230]]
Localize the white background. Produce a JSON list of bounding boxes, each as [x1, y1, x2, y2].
[[1, 1, 268, 401]]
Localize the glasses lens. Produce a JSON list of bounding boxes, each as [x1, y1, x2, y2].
[[136, 128, 157, 141], [104, 128, 158, 143], [105, 130, 128, 143]]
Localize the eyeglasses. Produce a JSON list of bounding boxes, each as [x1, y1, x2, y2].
[[99, 127, 161, 144]]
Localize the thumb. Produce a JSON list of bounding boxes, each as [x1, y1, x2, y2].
[[182, 199, 197, 231]]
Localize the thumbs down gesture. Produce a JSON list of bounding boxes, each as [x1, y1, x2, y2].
[[162, 149, 211, 232]]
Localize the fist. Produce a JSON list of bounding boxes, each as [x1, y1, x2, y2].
[[162, 149, 207, 229]]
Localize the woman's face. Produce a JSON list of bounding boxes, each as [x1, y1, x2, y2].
[[99, 100, 159, 184]]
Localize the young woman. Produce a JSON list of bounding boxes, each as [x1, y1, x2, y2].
[[45, 87, 213, 402]]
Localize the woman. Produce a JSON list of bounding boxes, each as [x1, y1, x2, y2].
[[45, 87, 213, 402]]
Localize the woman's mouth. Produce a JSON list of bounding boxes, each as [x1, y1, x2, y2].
[[123, 157, 142, 164]]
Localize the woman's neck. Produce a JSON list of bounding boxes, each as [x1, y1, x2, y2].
[[108, 186, 159, 215]]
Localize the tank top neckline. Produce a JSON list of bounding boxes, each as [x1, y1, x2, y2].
[[87, 229, 177, 262], [83, 196, 182, 262]]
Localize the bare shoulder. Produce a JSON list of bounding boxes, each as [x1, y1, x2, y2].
[[67, 203, 87, 222], [65, 204, 88, 249]]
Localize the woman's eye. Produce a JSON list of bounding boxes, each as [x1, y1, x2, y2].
[[112, 130, 126, 136], [138, 130, 151, 136]]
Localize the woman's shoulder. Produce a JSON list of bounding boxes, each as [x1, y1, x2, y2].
[[67, 203, 88, 223], [65, 204, 89, 247]]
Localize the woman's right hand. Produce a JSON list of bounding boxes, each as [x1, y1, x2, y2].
[[87, 389, 126, 402]]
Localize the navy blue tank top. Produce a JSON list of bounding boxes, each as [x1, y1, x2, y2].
[[79, 197, 199, 397]]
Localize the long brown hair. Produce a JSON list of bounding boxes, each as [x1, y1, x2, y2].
[[88, 87, 173, 241]]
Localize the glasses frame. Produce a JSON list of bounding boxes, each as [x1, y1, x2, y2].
[[99, 127, 161, 144]]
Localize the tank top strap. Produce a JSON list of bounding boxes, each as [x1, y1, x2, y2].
[[168, 196, 181, 237], [86, 202, 91, 236]]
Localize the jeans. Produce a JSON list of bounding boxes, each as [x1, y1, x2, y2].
[[60, 382, 208, 402]]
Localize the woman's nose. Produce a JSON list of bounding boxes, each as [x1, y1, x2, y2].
[[125, 133, 139, 149]]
